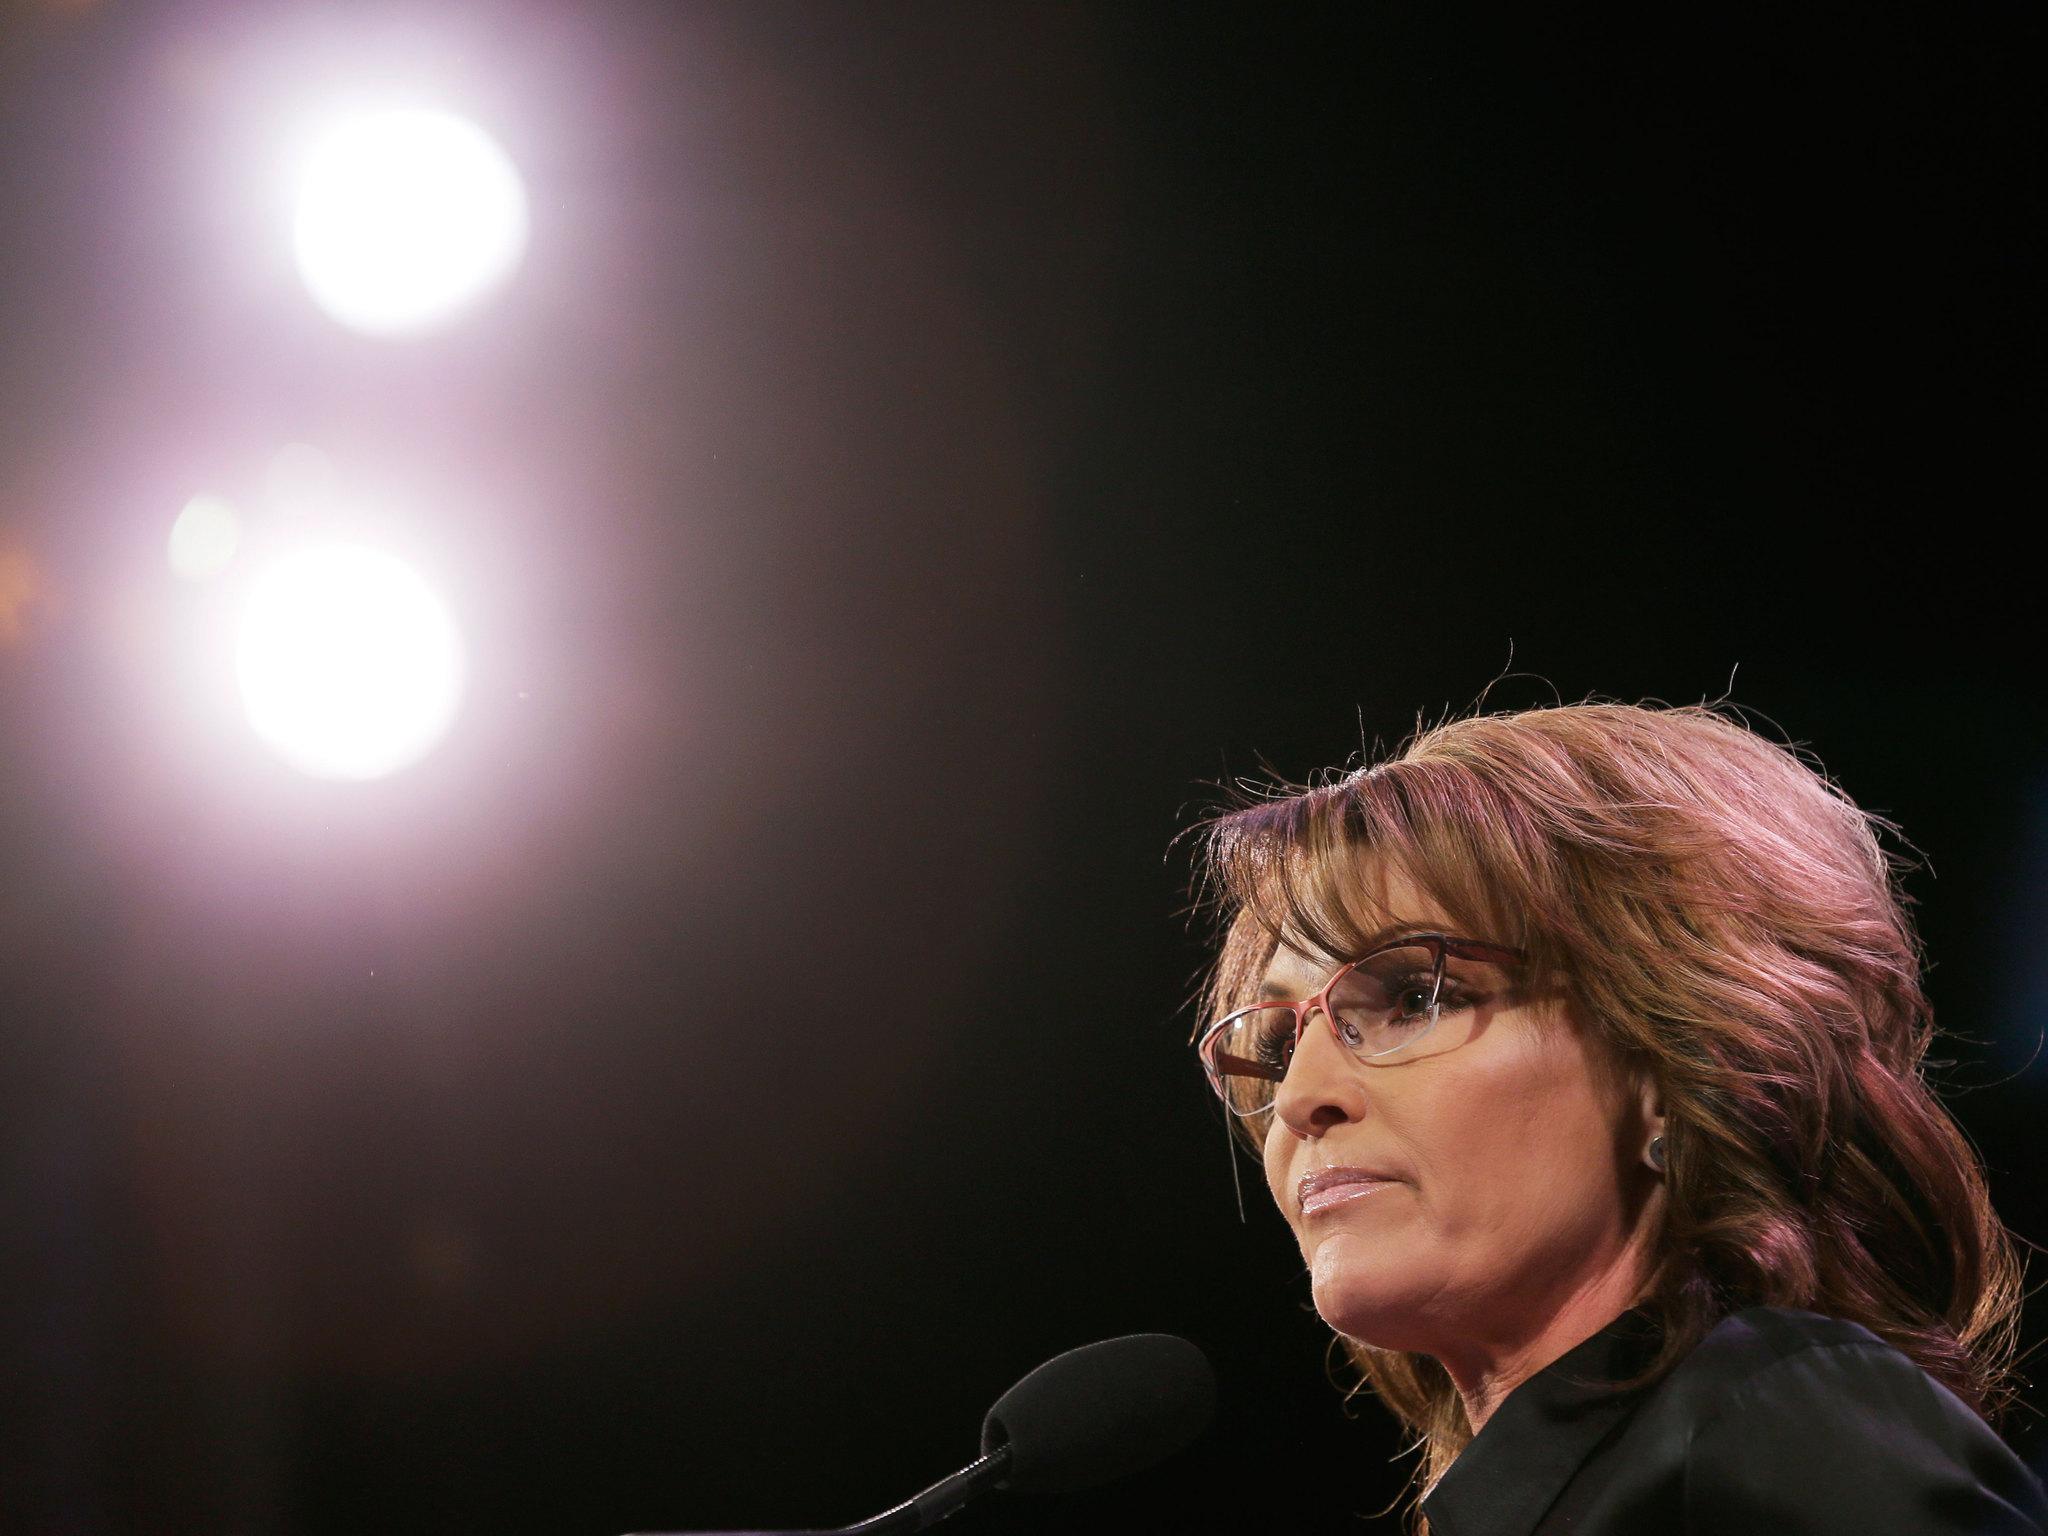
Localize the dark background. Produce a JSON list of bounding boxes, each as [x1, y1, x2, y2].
[[2, 3, 2042, 1532]]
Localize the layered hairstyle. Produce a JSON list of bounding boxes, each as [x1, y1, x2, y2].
[[1191, 702, 2028, 1532]]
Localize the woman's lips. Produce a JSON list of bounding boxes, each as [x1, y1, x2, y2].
[[1298, 1170, 1400, 1217]]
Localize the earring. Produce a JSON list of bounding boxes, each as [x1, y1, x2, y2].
[[1645, 1134, 1667, 1173]]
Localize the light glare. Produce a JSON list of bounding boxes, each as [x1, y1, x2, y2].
[[262, 442, 342, 518], [293, 108, 529, 336], [237, 544, 466, 780], [169, 494, 241, 580]]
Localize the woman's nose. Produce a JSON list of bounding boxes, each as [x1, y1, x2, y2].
[[1271, 1005, 1370, 1138]]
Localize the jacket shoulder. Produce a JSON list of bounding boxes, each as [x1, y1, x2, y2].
[[1638, 1306, 1918, 1440], [1672, 1310, 2048, 1532], [1676, 1305, 1892, 1391], [1540, 1308, 2047, 1534]]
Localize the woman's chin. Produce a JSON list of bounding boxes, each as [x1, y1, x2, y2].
[[1307, 1233, 1430, 1347]]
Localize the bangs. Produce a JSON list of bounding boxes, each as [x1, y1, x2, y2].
[[1197, 758, 1569, 1026]]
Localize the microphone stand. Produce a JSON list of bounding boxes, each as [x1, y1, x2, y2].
[[626, 1443, 1013, 1536]]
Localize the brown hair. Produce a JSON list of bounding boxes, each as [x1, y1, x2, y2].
[[1191, 702, 2028, 1532]]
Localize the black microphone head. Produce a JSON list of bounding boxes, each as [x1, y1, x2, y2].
[[979, 1333, 1216, 1495]]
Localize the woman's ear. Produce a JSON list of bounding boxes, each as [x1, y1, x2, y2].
[[1632, 1069, 1669, 1175], [1636, 1071, 1665, 1137]]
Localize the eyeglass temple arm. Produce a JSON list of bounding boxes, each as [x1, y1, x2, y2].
[[1207, 1049, 1286, 1083]]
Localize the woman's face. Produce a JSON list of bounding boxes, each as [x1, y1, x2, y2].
[[1260, 863, 1663, 1365]]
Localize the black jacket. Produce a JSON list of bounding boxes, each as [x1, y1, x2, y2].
[[1419, 1305, 2048, 1536]]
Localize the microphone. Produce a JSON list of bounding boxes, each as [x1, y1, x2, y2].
[[625, 1333, 1217, 1536]]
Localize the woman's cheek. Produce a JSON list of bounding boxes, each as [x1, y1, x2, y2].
[[1262, 1128, 1294, 1213]]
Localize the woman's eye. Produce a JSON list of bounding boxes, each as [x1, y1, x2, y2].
[[1383, 974, 1438, 1017]]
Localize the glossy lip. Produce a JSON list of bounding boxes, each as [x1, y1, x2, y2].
[[1297, 1166, 1403, 1216]]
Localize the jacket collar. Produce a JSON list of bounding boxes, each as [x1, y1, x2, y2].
[[1419, 1305, 1664, 1536]]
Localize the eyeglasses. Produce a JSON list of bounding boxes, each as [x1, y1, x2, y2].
[[1196, 934, 1527, 1118]]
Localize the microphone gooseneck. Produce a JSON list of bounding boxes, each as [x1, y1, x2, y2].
[[828, 1444, 1011, 1535], [625, 1332, 1215, 1536], [624, 1445, 1011, 1536]]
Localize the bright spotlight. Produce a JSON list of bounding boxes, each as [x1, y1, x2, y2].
[[237, 544, 466, 781], [169, 494, 241, 580], [293, 107, 529, 337]]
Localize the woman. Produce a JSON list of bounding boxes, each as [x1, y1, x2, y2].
[[1191, 702, 2047, 1535]]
